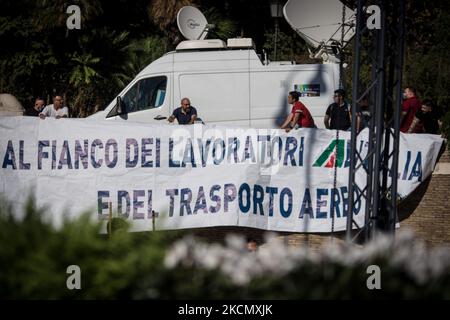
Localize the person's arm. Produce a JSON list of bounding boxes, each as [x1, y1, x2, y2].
[[39, 106, 48, 119], [168, 109, 177, 123], [188, 108, 198, 124], [407, 116, 420, 133], [324, 105, 332, 129], [348, 106, 352, 124], [281, 113, 294, 130], [189, 114, 197, 124], [400, 111, 407, 125], [324, 114, 330, 129], [400, 101, 409, 125], [292, 110, 302, 128], [356, 114, 361, 133], [56, 107, 69, 119]]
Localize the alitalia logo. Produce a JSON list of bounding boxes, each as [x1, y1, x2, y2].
[[313, 139, 347, 168]]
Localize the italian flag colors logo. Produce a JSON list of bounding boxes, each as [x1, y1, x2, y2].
[[313, 139, 345, 168]]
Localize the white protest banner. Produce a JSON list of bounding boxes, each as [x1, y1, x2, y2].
[[0, 117, 443, 233]]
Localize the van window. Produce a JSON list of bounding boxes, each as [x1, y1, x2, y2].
[[122, 76, 167, 113]]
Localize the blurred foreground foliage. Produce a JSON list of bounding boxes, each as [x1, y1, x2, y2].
[[1, 197, 450, 299]]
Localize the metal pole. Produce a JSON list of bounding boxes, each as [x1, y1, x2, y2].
[[370, 0, 387, 238], [389, 0, 406, 232], [346, 0, 364, 242], [346, 0, 407, 242]]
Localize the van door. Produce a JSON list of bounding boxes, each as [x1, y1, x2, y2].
[[107, 75, 170, 123], [178, 72, 250, 126]]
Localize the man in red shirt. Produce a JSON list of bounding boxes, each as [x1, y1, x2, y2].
[[281, 91, 315, 132], [400, 87, 423, 133]]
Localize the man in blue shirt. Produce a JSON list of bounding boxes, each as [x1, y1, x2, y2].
[[168, 98, 198, 124]]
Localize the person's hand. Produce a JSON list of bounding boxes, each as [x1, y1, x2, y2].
[[55, 115, 61, 119], [39, 113, 46, 119]]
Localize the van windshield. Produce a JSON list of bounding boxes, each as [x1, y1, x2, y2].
[[122, 76, 167, 113]]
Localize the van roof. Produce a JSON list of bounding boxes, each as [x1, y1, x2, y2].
[[137, 48, 336, 78]]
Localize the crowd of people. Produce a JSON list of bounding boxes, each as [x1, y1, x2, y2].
[[23, 88, 441, 135], [279, 86, 440, 135], [24, 95, 68, 119]]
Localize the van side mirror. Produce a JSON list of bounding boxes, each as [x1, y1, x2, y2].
[[195, 117, 205, 124], [116, 96, 123, 114]]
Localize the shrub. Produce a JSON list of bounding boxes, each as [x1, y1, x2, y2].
[[1, 197, 449, 299]]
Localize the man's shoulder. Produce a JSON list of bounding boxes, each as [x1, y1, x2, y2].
[[404, 97, 419, 108], [173, 107, 182, 113], [40, 104, 51, 113], [411, 97, 422, 107]]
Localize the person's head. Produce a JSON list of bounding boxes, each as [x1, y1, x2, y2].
[[421, 99, 433, 113], [360, 96, 369, 106], [288, 91, 300, 104], [53, 95, 63, 109], [404, 87, 417, 99], [181, 97, 191, 111], [247, 238, 258, 252], [359, 96, 369, 109], [334, 89, 345, 104], [34, 98, 44, 111]]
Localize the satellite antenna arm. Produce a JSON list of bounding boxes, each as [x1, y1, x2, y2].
[[198, 23, 215, 40]]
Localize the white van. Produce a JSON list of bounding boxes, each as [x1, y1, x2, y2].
[[89, 39, 339, 128]]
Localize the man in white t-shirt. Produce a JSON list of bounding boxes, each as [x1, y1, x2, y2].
[[39, 95, 69, 119]]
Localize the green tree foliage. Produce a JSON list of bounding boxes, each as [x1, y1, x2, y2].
[[404, 4, 450, 114], [0, 0, 167, 117]]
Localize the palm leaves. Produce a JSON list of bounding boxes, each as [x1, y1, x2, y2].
[[203, 7, 237, 40], [69, 53, 100, 87], [124, 36, 167, 77], [148, 0, 196, 31], [147, 0, 239, 45], [148, 0, 198, 45]]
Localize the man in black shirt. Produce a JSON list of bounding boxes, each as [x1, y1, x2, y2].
[[24, 97, 45, 117], [407, 99, 439, 134], [168, 97, 198, 125], [324, 89, 351, 131]]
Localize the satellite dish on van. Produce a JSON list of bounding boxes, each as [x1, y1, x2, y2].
[[177, 6, 212, 40], [283, 0, 356, 62]]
